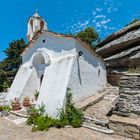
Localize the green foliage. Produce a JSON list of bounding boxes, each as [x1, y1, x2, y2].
[[2, 39, 26, 71], [27, 107, 39, 125], [60, 88, 84, 127], [32, 116, 49, 132], [38, 103, 46, 116], [34, 90, 39, 98], [27, 89, 84, 132], [0, 39, 26, 91], [128, 67, 139, 73], [0, 105, 11, 112], [2, 81, 10, 91], [76, 27, 99, 48]]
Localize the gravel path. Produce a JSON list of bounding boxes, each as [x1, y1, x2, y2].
[[0, 117, 133, 140]]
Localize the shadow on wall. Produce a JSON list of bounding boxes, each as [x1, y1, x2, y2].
[[76, 57, 82, 85]]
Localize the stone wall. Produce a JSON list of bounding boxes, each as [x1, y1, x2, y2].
[[109, 74, 140, 139], [107, 74, 122, 86], [109, 115, 140, 140], [116, 74, 140, 116]]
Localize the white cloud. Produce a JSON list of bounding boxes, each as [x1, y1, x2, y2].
[[96, 22, 102, 27], [100, 19, 111, 24], [78, 20, 89, 28], [113, 8, 118, 12], [108, 27, 116, 30], [96, 8, 103, 12], [95, 15, 106, 19], [62, 0, 121, 38]]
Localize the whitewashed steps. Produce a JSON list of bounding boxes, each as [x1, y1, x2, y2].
[[83, 116, 114, 134]]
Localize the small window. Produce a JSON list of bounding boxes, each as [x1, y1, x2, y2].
[[42, 39, 45, 43], [78, 51, 83, 57]]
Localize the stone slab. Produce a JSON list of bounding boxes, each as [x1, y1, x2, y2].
[[109, 115, 140, 126]]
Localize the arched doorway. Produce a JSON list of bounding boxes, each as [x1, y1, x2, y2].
[[32, 53, 48, 89]]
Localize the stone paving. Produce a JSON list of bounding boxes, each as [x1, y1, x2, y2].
[[0, 117, 133, 140], [84, 84, 119, 122]]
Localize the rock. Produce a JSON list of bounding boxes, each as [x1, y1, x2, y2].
[[109, 123, 124, 133], [132, 133, 140, 140], [1, 111, 9, 117], [124, 126, 139, 134]]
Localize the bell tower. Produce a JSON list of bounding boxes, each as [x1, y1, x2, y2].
[[27, 10, 48, 41]]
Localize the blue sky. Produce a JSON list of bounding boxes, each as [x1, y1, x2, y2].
[[0, 0, 140, 60]]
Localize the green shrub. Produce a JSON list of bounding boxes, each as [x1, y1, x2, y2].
[[2, 81, 10, 91], [27, 88, 84, 132], [27, 106, 39, 125], [128, 67, 139, 73], [32, 116, 49, 132], [34, 90, 39, 99], [59, 88, 84, 127], [0, 105, 11, 112]]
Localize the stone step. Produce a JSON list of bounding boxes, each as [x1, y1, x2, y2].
[[83, 115, 114, 135], [10, 108, 28, 118], [82, 123, 114, 134], [84, 85, 119, 123], [109, 115, 140, 140], [4, 114, 27, 125], [75, 85, 119, 110], [84, 116, 109, 127]]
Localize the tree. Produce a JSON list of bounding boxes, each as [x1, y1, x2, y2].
[[0, 39, 26, 91], [76, 27, 99, 48], [3, 39, 26, 71]]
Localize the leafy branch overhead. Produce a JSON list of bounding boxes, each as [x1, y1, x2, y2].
[[76, 27, 99, 48]]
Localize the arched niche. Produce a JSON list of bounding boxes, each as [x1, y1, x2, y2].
[[31, 51, 50, 70], [33, 53, 45, 67], [31, 51, 50, 87], [40, 20, 44, 30], [30, 19, 33, 31]]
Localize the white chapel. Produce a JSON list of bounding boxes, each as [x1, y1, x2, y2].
[[6, 11, 107, 117]]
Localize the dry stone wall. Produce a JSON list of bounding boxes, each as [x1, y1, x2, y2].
[[109, 74, 140, 139], [116, 74, 140, 116]]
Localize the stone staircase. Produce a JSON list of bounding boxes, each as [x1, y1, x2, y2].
[[83, 116, 114, 134], [81, 84, 119, 134], [84, 84, 119, 121]]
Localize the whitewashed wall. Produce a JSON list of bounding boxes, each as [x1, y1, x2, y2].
[[22, 32, 76, 64], [68, 40, 107, 102], [20, 67, 40, 101]]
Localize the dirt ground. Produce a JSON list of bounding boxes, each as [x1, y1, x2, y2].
[[0, 117, 133, 140]]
